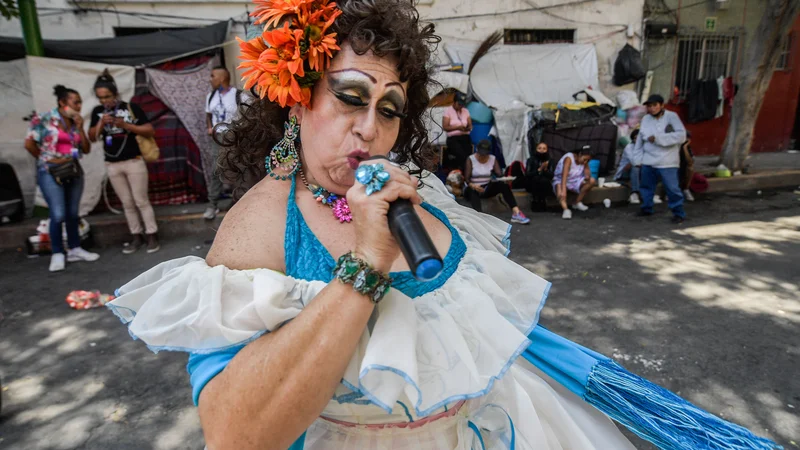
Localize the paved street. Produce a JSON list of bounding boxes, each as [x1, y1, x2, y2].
[[1, 189, 798, 450]]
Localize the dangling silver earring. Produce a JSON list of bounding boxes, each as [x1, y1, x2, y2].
[[265, 116, 300, 181]]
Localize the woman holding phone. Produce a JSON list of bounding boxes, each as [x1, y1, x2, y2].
[[25, 85, 99, 272], [88, 70, 160, 254]]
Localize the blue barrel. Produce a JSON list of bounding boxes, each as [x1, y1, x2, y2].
[[470, 123, 492, 146], [467, 101, 493, 124], [588, 159, 601, 179]]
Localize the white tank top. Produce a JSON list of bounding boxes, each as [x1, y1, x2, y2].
[[469, 154, 495, 186]]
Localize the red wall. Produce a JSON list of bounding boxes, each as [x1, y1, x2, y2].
[[666, 16, 800, 156]]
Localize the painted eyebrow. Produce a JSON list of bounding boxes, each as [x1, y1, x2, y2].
[[328, 69, 377, 83]]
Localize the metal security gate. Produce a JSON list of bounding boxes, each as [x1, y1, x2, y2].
[[674, 29, 743, 100]]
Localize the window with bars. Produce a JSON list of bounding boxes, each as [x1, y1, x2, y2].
[[777, 33, 793, 71], [674, 32, 740, 100], [503, 29, 575, 45]]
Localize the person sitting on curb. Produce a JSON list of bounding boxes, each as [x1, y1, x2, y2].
[[615, 129, 643, 204], [552, 145, 596, 220], [464, 140, 530, 224], [525, 142, 554, 212]]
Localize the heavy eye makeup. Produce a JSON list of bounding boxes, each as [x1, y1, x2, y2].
[[328, 77, 407, 120]]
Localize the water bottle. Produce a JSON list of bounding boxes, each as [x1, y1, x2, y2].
[[71, 148, 80, 159]]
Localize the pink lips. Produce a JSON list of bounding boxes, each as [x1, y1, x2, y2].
[[347, 150, 370, 170]]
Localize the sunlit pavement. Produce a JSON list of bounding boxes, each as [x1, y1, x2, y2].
[[0, 189, 798, 449]]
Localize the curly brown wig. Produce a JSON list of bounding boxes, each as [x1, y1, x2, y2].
[[216, 0, 440, 198]]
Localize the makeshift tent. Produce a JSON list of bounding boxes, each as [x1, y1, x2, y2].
[[0, 22, 229, 66], [122, 66, 207, 206], [470, 44, 600, 108], [0, 59, 36, 217], [528, 105, 619, 176], [27, 56, 136, 216], [146, 59, 217, 190]]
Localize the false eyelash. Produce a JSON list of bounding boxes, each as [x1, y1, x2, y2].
[[381, 108, 407, 120], [332, 91, 368, 107]]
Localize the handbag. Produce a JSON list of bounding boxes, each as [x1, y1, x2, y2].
[[48, 159, 83, 185], [126, 104, 160, 163]]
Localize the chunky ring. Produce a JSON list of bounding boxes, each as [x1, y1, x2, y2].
[[355, 163, 391, 196]]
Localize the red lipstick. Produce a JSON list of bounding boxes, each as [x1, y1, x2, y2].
[[347, 150, 370, 170]]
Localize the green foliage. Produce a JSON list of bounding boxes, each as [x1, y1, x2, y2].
[[1, 0, 19, 20]]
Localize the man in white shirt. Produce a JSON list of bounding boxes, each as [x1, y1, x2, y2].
[[204, 66, 239, 220], [634, 94, 687, 223]]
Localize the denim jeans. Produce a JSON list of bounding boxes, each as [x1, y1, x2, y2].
[[640, 165, 685, 218], [38, 166, 84, 254], [618, 166, 641, 193]]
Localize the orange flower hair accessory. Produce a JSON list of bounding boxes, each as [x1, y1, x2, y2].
[[238, 0, 342, 108]]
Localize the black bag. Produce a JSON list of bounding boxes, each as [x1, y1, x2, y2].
[[613, 44, 646, 86], [48, 159, 83, 185]]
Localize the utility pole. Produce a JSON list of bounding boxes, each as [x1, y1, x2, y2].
[[17, 0, 44, 56]]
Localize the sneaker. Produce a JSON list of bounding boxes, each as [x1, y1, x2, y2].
[[671, 215, 686, 224], [511, 212, 531, 224], [572, 202, 589, 211], [653, 196, 663, 204], [122, 234, 145, 254], [683, 189, 695, 202], [67, 247, 100, 262], [203, 206, 219, 220], [49, 253, 65, 272], [562, 209, 573, 220], [629, 193, 641, 204], [146, 234, 161, 254]]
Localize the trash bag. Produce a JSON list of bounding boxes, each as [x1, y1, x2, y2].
[[613, 44, 646, 86]]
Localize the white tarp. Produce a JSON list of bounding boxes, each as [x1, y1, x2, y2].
[[470, 44, 599, 109], [27, 56, 135, 216], [429, 71, 470, 97], [0, 59, 37, 217], [493, 102, 532, 165]]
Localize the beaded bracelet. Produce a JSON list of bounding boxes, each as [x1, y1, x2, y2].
[[333, 252, 392, 304]]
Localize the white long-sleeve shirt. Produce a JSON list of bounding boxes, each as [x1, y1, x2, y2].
[[614, 142, 643, 180], [635, 110, 687, 169]]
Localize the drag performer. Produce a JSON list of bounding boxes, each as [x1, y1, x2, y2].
[[107, 1, 779, 449]]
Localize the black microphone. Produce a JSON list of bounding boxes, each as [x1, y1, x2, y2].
[[368, 156, 443, 281]]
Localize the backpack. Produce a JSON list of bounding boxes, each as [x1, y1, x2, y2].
[[504, 160, 526, 190], [208, 88, 243, 109]]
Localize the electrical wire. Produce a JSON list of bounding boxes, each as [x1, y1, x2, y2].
[[424, 0, 603, 22], [37, 6, 239, 23], [521, 0, 628, 28]]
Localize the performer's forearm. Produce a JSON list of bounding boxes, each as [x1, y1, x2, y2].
[[198, 280, 375, 450]]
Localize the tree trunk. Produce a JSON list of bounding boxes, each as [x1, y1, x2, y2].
[[720, 0, 800, 171]]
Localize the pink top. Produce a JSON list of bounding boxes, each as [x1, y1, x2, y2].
[[55, 128, 75, 155], [443, 106, 471, 137]]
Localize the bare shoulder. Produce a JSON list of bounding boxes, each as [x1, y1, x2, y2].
[[206, 178, 290, 272]]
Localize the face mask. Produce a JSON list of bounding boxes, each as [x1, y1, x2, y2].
[[537, 151, 549, 160]]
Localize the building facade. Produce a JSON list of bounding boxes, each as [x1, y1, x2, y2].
[[644, 0, 800, 155], [1, 0, 645, 97]]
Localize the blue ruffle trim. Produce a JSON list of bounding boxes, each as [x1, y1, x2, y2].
[[502, 224, 512, 257]]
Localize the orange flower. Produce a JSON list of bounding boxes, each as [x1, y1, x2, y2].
[[251, 0, 311, 28], [239, 0, 339, 108]]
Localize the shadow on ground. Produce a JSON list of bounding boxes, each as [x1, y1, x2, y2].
[[0, 190, 798, 449]]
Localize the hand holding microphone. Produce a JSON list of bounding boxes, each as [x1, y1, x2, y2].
[[346, 156, 443, 281]]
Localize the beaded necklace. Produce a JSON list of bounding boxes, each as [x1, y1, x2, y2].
[[298, 167, 352, 223]]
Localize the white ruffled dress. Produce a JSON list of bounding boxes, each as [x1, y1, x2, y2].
[[108, 176, 634, 450]]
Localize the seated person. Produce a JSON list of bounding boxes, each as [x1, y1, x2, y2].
[[525, 142, 554, 212], [464, 140, 530, 224], [552, 145, 596, 220], [614, 129, 643, 204]]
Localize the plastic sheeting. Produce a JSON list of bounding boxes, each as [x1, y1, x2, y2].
[[0, 22, 229, 66], [470, 44, 600, 109], [493, 102, 532, 165], [27, 56, 135, 216], [0, 59, 37, 217], [145, 60, 216, 189]]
